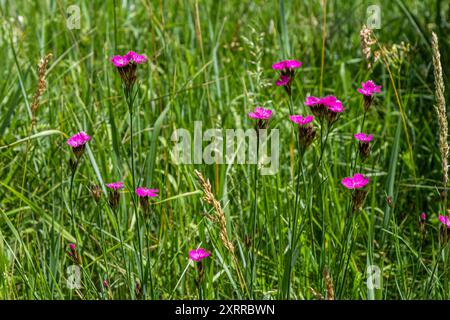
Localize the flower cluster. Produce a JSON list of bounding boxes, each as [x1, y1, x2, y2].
[[272, 59, 302, 96], [305, 95, 344, 123], [111, 51, 147, 90]]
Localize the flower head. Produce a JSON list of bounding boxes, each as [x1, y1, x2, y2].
[[304, 96, 322, 106], [354, 133, 374, 142], [135, 187, 159, 198], [273, 59, 302, 95], [111, 51, 146, 89], [290, 115, 314, 126], [341, 173, 369, 189], [248, 107, 273, 120], [111, 55, 130, 68], [357, 80, 382, 96], [125, 51, 148, 64], [189, 248, 211, 262], [420, 212, 427, 221], [69, 243, 76, 251], [136, 187, 159, 213], [276, 75, 290, 86], [439, 215, 450, 228], [106, 182, 124, 190], [272, 59, 302, 70], [67, 131, 91, 148]]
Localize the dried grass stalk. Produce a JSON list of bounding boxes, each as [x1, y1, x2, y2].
[[31, 53, 52, 127], [432, 32, 448, 196], [194, 170, 235, 253], [359, 25, 377, 70]]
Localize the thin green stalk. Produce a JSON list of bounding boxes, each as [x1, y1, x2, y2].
[[250, 132, 260, 298]]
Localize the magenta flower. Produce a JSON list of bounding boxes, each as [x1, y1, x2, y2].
[[111, 55, 130, 68], [248, 107, 273, 120], [189, 248, 211, 261], [124, 51, 148, 64], [341, 173, 369, 189], [135, 187, 159, 198], [304, 96, 322, 106], [420, 212, 427, 221], [290, 115, 314, 126], [439, 215, 450, 228], [276, 75, 290, 86], [111, 51, 147, 89], [69, 243, 76, 251], [357, 80, 382, 96], [305, 95, 344, 122], [106, 182, 124, 190], [273, 59, 301, 95], [272, 59, 302, 70], [136, 187, 159, 213], [354, 133, 374, 142], [67, 131, 91, 148]]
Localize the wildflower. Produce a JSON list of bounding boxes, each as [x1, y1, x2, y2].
[[439, 215, 450, 241], [248, 107, 273, 130], [419, 212, 427, 234], [90, 184, 102, 203], [189, 248, 211, 288], [341, 173, 369, 212], [276, 75, 290, 87], [438, 215, 450, 228], [68, 243, 81, 265], [135, 187, 159, 213], [341, 173, 369, 189], [103, 280, 110, 289], [290, 115, 316, 148], [67, 131, 91, 159], [357, 80, 382, 112], [420, 212, 427, 221], [305, 95, 344, 123], [354, 133, 374, 160], [111, 51, 147, 90], [106, 182, 124, 210], [189, 248, 211, 262], [272, 59, 302, 96]]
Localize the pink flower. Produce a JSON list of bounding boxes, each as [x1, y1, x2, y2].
[[189, 248, 211, 261], [111, 55, 130, 68], [354, 133, 374, 142], [420, 212, 427, 221], [357, 80, 382, 96], [67, 131, 91, 148], [290, 115, 314, 126], [125, 51, 148, 64], [341, 173, 369, 189], [69, 243, 76, 251], [135, 187, 159, 198], [106, 182, 124, 190], [439, 215, 450, 228], [103, 280, 110, 288], [272, 59, 302, 70], [321, 96, 344, 113], [304, 96, 322, 106], [248, 107, 273, 120], [276, 75, 290, 86]]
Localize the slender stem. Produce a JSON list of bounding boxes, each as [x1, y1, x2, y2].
[[250, 132, 260, 298]]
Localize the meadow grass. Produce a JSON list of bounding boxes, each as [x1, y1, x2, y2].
[[0, 0, 449, 299]]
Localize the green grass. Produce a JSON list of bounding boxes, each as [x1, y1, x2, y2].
[[0, 0, 449, 299]]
